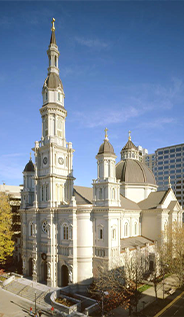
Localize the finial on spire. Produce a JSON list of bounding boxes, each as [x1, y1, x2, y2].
[[128, 130, 131, 141], [104, 127, 108, 140], [168, 176, 171, 189], [51, 18, 55, 32], [30, 152, 32, 161]]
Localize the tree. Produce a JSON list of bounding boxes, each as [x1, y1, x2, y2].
[[89, 261, 136, 315], [124, 252, 143, 314], [158, 222, 184, 287], [0, 193, 14, 265]]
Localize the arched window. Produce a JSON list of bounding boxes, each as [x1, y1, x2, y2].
[[124, 222, 128, 237], [55, 56, 57, 67], [57, 117, 62, 137], [58, 92, 60, 101], [46, 184, 48, 201], [45, 116, 48, 136], [63, 224, 69, 240], [42, 185, 44, 201], [98, 225, 103, 240], [99, 188, 102, 200], [112, 228, 116, 240], [112, 188, 115, 200], [29, 221, 34, 237]]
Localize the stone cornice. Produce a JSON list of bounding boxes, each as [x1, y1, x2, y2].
[[40, 104, 67, 117]]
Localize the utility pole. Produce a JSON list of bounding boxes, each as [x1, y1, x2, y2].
[[35, 291, 37, 314]]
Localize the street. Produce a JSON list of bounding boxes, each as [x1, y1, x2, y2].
[[158, 293, 184, 317], [0, 288, 48, 317]]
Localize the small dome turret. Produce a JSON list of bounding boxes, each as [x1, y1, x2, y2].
[[24, 154, 35, 173], [98, 139, 115, 155], [120, 131, 139, 160], [98, 128, 115, 155]]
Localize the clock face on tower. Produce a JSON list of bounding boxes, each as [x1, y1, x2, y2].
[[58, 157, 64, 165], [43, 157, 47, 165]]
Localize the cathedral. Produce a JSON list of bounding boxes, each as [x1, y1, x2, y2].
[[20, 19, 183, 288]]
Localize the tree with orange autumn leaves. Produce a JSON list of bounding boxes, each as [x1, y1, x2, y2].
[[89, 259, 142, 315]]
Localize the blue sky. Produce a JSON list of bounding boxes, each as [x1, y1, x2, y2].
[[1, 1, 184, 187]]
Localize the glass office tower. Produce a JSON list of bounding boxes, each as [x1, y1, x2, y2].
[[143, 144, 184, 208]]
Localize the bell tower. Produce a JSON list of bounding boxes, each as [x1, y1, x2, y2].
[[33, 18, 75, 208], [93, 128, 121, 207]]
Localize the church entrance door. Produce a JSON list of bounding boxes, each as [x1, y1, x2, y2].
[[29, 258, 33, 277], [61, 265, 68, 286], [41, 261, 47, 283]]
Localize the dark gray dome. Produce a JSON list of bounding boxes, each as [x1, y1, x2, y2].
[[44, 73, 63, 90], [24, 160, 35, 173], [98, 139, 115, 155], [116, 159, 156, 185]]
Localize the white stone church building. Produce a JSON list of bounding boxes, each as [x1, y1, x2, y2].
[[20, 20, 183, 288]]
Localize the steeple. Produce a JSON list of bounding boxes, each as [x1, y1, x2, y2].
[[47, 18, 59, 76], [34, 19, 75, 208], [50, 18, 56, 44], [42, 18, 64, 108]]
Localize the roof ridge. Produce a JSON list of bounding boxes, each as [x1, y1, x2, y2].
[[159, 188, 172, 205]]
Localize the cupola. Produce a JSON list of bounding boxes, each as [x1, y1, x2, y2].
[[120, 131, 139, 160]]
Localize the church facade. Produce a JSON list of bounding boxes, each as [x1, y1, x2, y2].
[[20, 20, 183, 288]]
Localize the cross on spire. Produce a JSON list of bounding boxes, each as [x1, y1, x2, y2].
[[104, 127, 108, 140], [30, 152, 32, 160], [128, 130, 131, 141], [51, 18, 55, 32], [168, 176, 171, 189]]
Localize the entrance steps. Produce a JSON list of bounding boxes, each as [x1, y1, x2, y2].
[[3, 279, 52, 310]]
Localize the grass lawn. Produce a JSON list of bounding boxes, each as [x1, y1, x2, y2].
[[138, 284, 152, 293]]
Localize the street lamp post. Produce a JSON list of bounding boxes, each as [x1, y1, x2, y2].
[[102, 291, 108, 317]]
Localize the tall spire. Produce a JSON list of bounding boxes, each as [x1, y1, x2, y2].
[[50, 17, 56, 45]]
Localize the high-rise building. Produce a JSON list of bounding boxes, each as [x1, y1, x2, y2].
[[143, 144, 184, 208]]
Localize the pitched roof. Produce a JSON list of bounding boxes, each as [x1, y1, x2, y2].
[[138, 190, 168, 209], [121, 236, 154, 251], [120, 194, 140, 210], [167, 200, 179, 210], [121, 139, 138, 151], [44, 73, 63, 90], [73, 186, 93, 205]]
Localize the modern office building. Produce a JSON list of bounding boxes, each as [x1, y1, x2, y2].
[[143, 144, 184, 208]]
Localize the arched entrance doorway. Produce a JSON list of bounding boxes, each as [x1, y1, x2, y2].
[[29, 258, 33, 277], [41, 261, 47, 283], [61, 265, 68, 287]]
